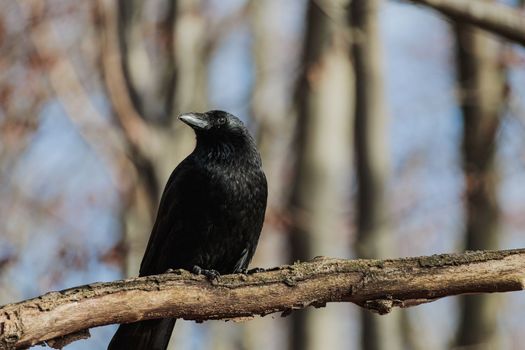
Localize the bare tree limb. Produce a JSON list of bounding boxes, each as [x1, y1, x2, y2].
[[1, 248, 524, 349], [95, 0, 154, 159], [408, 0, 525, 46]]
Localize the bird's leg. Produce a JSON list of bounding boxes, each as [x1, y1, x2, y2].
[[192, 265, 221, 282]]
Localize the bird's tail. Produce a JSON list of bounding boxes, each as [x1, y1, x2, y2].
[[107, 318, 176, 350]]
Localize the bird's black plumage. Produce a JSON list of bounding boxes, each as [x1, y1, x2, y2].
[[108, 110, 267, 350]]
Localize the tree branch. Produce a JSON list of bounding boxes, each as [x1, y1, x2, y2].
[[1, 249, 525, 349], [409, 0, 525, 46], [94, 0, 154, 159]]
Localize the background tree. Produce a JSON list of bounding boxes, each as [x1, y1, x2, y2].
[[349, 1, 404, 349], [288, 1, 353, 350], [454, 3, 507, 348]]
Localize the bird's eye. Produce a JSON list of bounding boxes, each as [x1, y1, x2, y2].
[[218, 117, 226, 125]]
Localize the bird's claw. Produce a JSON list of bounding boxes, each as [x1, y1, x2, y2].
[[240, 267, 265, 274], [248, 267, 265, 274], [192, 265, 221, 282]]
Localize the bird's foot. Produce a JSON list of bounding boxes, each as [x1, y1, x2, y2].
[[192, 265, 221, 283], [241, 267, 266, 274]]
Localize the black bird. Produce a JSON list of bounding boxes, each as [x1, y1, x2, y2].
[[108, 110, 267, 350]]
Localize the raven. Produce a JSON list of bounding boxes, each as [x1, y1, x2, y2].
[[108, 110, 267, 350]]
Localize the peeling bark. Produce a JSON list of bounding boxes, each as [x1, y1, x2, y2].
[[1, 249, 524, 349]]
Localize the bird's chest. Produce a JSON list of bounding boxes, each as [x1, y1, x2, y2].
[[206, 166, 262, 215], [187, 165, 263, 270]]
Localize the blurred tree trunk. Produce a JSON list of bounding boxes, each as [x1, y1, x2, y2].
[[349, 1, 404, 350], [453, 8, 507, 349], [243, 1, 294, 349], [289, 1, 354, 350]]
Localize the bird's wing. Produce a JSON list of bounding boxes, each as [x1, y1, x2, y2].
[[138, 158, 205, 276]]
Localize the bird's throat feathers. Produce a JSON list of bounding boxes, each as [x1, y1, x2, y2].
[[194, 134, 261, 167]]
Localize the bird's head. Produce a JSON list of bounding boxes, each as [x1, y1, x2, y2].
[[178, 110, 248, 140], [179, 110, 260, 163]]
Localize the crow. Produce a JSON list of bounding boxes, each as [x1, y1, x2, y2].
[[108, 110, 268, 350]]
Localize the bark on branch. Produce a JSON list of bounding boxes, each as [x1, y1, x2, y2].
[[1, 249, 525, 349], [409, 0, 525, 46]]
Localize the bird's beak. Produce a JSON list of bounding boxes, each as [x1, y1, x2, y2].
[[178, 113, 210, 130]]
